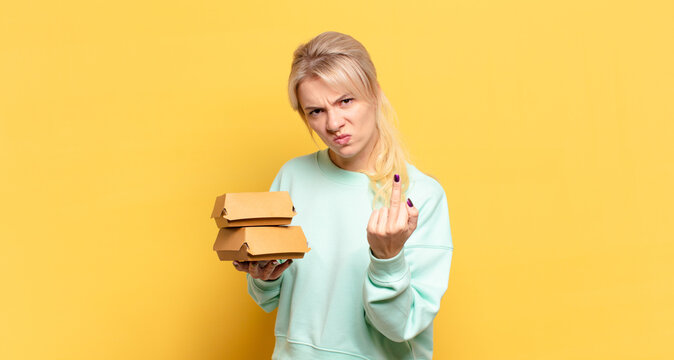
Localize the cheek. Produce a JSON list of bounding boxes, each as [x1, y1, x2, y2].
[[307, 121, 329, 139], [358, 109, 376, 133], [306, 119, 320, 133]]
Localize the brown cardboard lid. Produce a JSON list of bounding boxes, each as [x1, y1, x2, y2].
[[213, 226, 310, 255], [210, 191, 296, 221]]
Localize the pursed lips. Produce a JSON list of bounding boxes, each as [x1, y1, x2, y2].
[[333, 134, 351, 145]]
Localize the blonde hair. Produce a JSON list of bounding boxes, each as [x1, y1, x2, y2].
[[287, 31, 411, 209]]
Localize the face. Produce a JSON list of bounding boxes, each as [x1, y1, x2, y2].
[[297, 76, 379, 171]]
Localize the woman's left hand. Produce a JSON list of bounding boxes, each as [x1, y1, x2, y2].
[[366, 175, 419, 259]]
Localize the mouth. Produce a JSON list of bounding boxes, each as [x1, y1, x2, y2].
[[334, 134, 351, 145]]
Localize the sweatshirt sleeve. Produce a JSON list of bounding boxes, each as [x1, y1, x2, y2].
[[362, 181, 453, 342], [246, 166, 286, 312], [247, 272, 284, 313]]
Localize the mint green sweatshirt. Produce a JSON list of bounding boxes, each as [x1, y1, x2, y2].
[[247, 149, 453, 359]]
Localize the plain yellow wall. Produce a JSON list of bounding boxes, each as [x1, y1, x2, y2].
[[1, 0, 672, 359]]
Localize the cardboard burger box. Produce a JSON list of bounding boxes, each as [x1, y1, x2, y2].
[[213, 226, 310, 261], [211, 191, 310, 261], [211, 191, 297, 228]]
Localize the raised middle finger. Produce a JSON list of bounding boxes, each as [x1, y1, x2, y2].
[[389, 174, 402, 220]]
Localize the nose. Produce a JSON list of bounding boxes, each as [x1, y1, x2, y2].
[[326, 109, 345, 133]]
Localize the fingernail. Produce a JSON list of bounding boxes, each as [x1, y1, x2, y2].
[[272, 261, 278, 265], [394, 174, 400, 182], [233, 261, 239, 266], [407, 198, 413, 207]]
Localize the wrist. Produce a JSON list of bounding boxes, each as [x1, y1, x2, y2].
[[248, 273, 283, 289], [367, 248, 409, 283], [263, 274, 282, 281], [370, 247, 402, 259]]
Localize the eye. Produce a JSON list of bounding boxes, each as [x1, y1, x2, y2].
[[342, 98, 354, 105], [309, 109, 322, 117]]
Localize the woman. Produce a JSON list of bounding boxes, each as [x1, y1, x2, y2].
[[232, 31, 453, 359]]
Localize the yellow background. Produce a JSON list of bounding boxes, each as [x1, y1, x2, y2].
[[1, 0, 672, 359]]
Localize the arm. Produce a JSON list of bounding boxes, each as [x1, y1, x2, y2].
[[363, 185, 453, 342], [247, 271, 285, 313]]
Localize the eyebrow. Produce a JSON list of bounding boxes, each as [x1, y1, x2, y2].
[[303, 94, 352, 113]]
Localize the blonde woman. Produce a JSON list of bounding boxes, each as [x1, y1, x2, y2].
[[232, 31, 453, 359]]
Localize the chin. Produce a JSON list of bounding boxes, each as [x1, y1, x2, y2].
[[330, 146, 356, 157]]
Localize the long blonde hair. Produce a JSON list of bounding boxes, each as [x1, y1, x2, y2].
[[287, 31, 411, 209]]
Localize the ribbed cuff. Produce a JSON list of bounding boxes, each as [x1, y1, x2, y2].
[[248, 273, 284, 291], [368, 248, 409, 283]]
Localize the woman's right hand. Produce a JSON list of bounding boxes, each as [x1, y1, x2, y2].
[[232, 260, 293, 281]]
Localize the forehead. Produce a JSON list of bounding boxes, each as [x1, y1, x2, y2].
[[297, 77, 350, 105]]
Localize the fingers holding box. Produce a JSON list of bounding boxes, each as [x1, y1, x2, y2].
[[233, 260, 293, 281]]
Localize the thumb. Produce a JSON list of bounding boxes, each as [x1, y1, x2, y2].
[[406, 198, 419, 233]]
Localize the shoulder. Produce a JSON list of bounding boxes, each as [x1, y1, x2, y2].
[[405, 162, 447, 204], [403, 162, 452, 249], [269, 151, 321, 186], [274, 151, 319, 175], [269, 151, 320, 192]]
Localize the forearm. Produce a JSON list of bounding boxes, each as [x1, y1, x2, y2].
[[247, 273, 284, 313], [363, 247, 452, 342]]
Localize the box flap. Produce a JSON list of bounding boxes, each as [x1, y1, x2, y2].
[[213, 228, 247, 251], [211, 191, 296, 221], [211, 194, 227, 219], [243, 227, 310, 255]]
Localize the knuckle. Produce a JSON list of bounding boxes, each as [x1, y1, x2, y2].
[[386, 226, 400, 236]]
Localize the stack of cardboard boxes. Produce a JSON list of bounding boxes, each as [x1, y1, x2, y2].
[[210, 191, 310, 261]]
